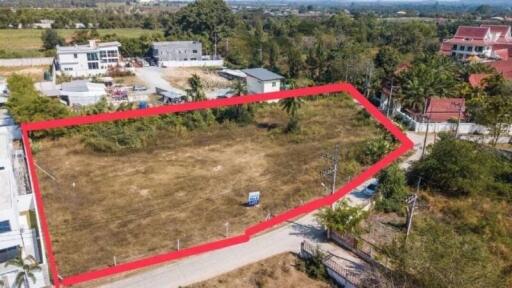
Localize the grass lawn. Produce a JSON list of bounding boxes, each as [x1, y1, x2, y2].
[[34, 94, 388, 277], [0, 28, 154, 58], [187, 252, 330, 288]]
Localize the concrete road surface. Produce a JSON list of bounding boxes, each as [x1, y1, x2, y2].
[[100, 213, 364, 288]]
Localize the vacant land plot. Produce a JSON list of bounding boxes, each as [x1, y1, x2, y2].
[[164, 67, 231, 91], [34, 95, 387, 276], [0, 29, 153, 58], [188, 252, 330, 288]]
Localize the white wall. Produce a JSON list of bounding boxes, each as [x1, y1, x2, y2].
[[0, 58, 53, 67], [159, 59, 224, 68], [246, 76, 281, 94]]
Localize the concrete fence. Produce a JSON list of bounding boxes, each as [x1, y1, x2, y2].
[[0, 57, 54, 67], [159, 59, 224, 68]]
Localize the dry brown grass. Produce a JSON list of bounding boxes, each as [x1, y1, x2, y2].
[[0, 66, 47, 82], [34, 95, 385, 276], [187, 252, 330, 288], [164, 67, 230, 91]]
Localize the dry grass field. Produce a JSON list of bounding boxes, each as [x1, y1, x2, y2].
[[0, 28, 153, 58], [164, 67, 231, 91], [34, 95, 387, 276], [188, 252, 330, 288], [0, 66, 47, 82]]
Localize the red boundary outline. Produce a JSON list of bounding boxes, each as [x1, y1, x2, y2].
[[20, 83, 413, 287]]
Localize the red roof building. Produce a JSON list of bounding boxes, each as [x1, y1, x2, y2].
[[425, 97, 466, 122], [468, 73, 490, 88], [487, 59, 512, 81], [440, 25, 512, 61]]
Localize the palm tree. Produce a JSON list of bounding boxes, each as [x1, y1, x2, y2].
[[186, 74, 206, 102], [229, 79, 247, 96], [279, 96, 304, 119], [5, 250, 41, 288]]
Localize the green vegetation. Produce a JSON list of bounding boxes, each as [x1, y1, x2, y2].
[[375, 164, 408, 214], [6, 74, 70, 129], [315, 200, 367, 235], [4, 250, 42, 288], [410, 134, 512, 200]]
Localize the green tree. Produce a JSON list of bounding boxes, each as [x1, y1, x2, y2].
[[375, 46, 400, 76], [5, 250, 41, 288], [41, 29, 63, 50], [279, 87, 304, 133], [376, 164, 409, 213], [315, 200, 367, 235], [186, 74, 206, 102], [409, 135, 512, 199]]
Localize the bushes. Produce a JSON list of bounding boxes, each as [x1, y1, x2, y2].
[[409, 135, 512, 200], [375, 165, 409, 214], [357, 137, 393, 165]]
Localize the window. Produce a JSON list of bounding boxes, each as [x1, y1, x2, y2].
[[64, 67, 73, 71], [107, 50, 118, 57], [192, 50, 198, 53], [107, 58, 117, 63], [0, 220, 11, 233], [87, 53, 98, 61], [88, 62, 99, 70], [459, 45, 465, 51], [468, 46, 473, 52], [476, 46, 483, 52], [0, 246, 18, 263], [272, 81, 277, 87], [452, 45, 457, 50], [191, 58, 197, 60], [73, 53, 77, 59], [100, 51, 107, 58]]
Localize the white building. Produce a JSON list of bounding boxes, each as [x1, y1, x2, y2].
[[0, 123, 48, 288], [242, 68, 284, 94], [59, 80, 106, 106], [32, 19, 54, 29], [55, 40, 122, 77]]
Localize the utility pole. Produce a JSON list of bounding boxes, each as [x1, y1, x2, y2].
[[224, 222, 230, 237], [365, 64, 373, 98], [405, 178, 421, 241], [455, 103, 464, 138], [386, 79, 398, 118], [421, 114, 430, 160], [225, 38, 229, 54], [258, 46, 263, 66], [321, 144, 341, 209], [214, 33, 218, 59]]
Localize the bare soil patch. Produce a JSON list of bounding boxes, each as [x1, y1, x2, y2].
[[187, 252, 330, 288], [34, 95, 385, 276], [164, 67, 230, 91]]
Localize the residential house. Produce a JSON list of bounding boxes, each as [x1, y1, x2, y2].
[[242, 68, 284, 94], [55, 40, 122, 77], [59, 80, 107, 106], [440, 25, 512, 61], [150, 41, 223, 67], [0, 125, 48, 287]]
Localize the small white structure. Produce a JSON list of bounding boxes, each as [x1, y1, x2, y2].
[[32, 19, 54, 29], [55, 40, 122, 77], [242, 68, 284, 94], [60, 80, 106, 106]]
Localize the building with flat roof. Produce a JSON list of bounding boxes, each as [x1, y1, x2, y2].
[[55, 40, 122, 77], [150, 41, 223, 67], [440, 25, 512, 61], [242, 68, 284, 94], [0, 124, 48, 287]]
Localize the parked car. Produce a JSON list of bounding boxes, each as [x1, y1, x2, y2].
[[133, 85, 148, 92], [361, 179, 378, 195]]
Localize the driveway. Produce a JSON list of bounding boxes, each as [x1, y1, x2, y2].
[[134, 67, 186, 95]]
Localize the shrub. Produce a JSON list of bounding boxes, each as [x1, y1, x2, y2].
[[375, 164, 409, 214]]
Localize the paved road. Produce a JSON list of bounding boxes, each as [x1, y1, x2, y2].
[[400, 131, 436, 170], [134, 67, 186, 95], [100, 213, 364, 288]]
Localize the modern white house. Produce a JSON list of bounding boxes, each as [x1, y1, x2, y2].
[[0, 124, 48, 288], [59, 80, 107, 106], [242, 68, 284, 94], [55, 40, 122, 77]]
